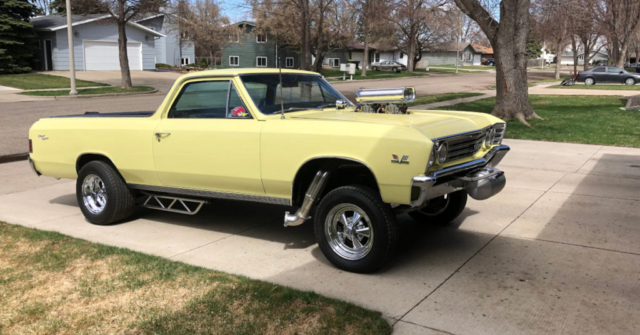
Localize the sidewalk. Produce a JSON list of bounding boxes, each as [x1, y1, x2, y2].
[[1, 139, 639, 334]]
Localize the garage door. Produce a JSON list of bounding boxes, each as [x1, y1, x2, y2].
[[84, 41, 142, 71]]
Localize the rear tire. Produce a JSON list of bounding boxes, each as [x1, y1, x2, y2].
[[584, 77, 595, 85], [76, 161, 135, 225], [392, 67, 398, 73], [372, 66, 378, 71], [314, 185, 397, 273], [408, 190, 467, 226]]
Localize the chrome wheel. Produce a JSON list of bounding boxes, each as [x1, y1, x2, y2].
[[325, 204, 374, 261], [82, 174, 107, 214], [420, 194, 450, 216], [585, 78, 595, 85], [625, 78, 635, 85]]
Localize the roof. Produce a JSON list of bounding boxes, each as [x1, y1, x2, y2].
[[347, 42, 377, 51], [424, 42, 472, 53], [178, 68, 321, 80], [470, 43, 493, 54], [31, 14, 165, 37], [234, 21, 256, 27]]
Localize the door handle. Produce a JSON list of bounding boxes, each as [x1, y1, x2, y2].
[[155, 132, 171, 142]]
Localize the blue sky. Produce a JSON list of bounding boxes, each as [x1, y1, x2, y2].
[[218, 0, 252, 22]]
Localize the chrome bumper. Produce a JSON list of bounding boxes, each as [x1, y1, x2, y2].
[[28, 156, 41, 176], [410, 145, 509, 206]]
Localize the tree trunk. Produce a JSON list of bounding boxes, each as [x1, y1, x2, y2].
[[299, 0, 311, 71], [488, 0, 538, 124], [117, 19, 132, 89], [636, 43, 640, 64], [555, 40, 562, 79], [362, 19, 369, 76], [406, 28, 416, 74], [571, 38, 578, 75]]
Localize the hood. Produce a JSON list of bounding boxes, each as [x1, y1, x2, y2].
[[289, 110, 496, 139]]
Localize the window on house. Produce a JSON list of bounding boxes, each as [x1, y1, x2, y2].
[[229, 56, 239, 66], [256, 56, 267, 67], [286, 57, 294, 68], [181, 57, 191, 66], [331, 58, 340, 68], [256, 34, 267, 43], [400, 52, 404, 58], [372, 52, 380, 63], [229, 33, 239, 43]]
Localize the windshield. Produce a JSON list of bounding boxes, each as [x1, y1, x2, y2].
[[240, 74, 351, 115]]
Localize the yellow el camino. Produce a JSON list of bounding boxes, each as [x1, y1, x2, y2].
[[28, 68, 509, 273]]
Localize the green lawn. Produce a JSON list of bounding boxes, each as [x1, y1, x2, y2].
[[0, 73, 108, 89], [21, 86, 155, 96], [440, 95, 640, 147], [0, 222, 390, 334], [548, 84, 640, 90], [324, 68, 429, 81], [408, 92, 485, 107], [423, 68, 475, 74], [489, 84, 535, 89], [531, 77, 569, 83]]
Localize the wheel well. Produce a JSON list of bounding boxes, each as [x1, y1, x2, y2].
[[291, 158, 379, 207], [76, 154, 118, 174]]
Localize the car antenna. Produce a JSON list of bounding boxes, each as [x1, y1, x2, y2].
[[279, 57, 285, 119]]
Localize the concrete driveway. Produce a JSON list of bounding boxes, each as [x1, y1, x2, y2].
[[1, 139, 639, 334]]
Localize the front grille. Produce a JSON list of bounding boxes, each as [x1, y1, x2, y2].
[[445, 132, 486, 161]]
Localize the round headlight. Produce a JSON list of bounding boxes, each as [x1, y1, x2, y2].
[[485, 128, 495, 147], [436, 142, 448, 164]]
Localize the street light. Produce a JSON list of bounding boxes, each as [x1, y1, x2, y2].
[[65, 0, 78, 96]]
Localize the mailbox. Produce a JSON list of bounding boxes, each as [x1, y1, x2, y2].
[[340, 63, 348, 72], [347, 63, 356, 75]]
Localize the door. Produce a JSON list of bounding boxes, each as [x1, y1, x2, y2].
[[84, 41, 142, 71], [152, 79, 265, 196], [44, 40, 53, 71], [605, 67, 623, 83], [590, 67, 606, 82]]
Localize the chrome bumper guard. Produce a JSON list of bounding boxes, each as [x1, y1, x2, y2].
[[28, 156, 41, 177], [410, 145, 509, 206]]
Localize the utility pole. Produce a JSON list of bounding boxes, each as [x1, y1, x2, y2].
[[65, 0, 77, 95]]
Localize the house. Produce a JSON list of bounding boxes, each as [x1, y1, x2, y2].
[[30, 14, 194, 71], [136, 14, 196, 67], [472, 44, 493, 59], [559, 50, 608, 65], [417, 42, 484, 66], [221, 21, 301, 69], [335, 42, 407, 69]]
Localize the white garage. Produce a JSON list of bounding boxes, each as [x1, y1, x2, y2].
[[84, 41, 143, 71]]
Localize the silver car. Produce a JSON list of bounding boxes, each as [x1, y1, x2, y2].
[[370, 61, 406, 73]]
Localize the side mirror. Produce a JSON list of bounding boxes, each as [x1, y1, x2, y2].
[[336, 100, 348, 109], [620, 71, 624, 74]]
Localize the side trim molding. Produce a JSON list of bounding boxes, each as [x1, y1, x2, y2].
[[128, 184, 290, 206]]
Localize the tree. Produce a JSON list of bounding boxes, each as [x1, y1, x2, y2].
[[165, 0, 192, 66], [534, 0, 574, 79], [182, 0, 231, 68], [72, 0, 166, 88], [31, 0, 51, 14], [592, 0, 640, 67], [0, 0, 37, 74], [352, 0, 386, 76], [453, 0, 541, 124]]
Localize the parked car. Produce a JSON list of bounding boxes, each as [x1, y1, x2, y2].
[[625, 63, 640, 73], [596, 60, 607, 66], [28, 69, 509, 273], [370, 61, 406, 72], [482, 58, 495, 66], [576, 66, 640, 85]]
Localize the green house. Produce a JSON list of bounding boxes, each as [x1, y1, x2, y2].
[[221, 21, 301, 69]]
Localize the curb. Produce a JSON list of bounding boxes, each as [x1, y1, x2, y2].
[[0, 152, 28, 164], [52, 89, 159, 100]]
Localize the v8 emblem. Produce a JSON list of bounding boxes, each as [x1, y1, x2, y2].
[[391, 155, 409, 164]]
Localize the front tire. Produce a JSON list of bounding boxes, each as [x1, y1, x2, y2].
[[584, 77, 595, 85], [625, 78, 636, 85], [76, 161, 135, 225], [314, 185, 398, 273], [408, 190, 468, 226], [392, 67, 398, 73]]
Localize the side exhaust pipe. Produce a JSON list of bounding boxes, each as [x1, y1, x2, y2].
[[284, 171, 330, 227]]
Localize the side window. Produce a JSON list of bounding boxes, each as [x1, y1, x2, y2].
[[227, 84, 252, 119], [168, 81, 229, 119], [593, 68, 605, 73]]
